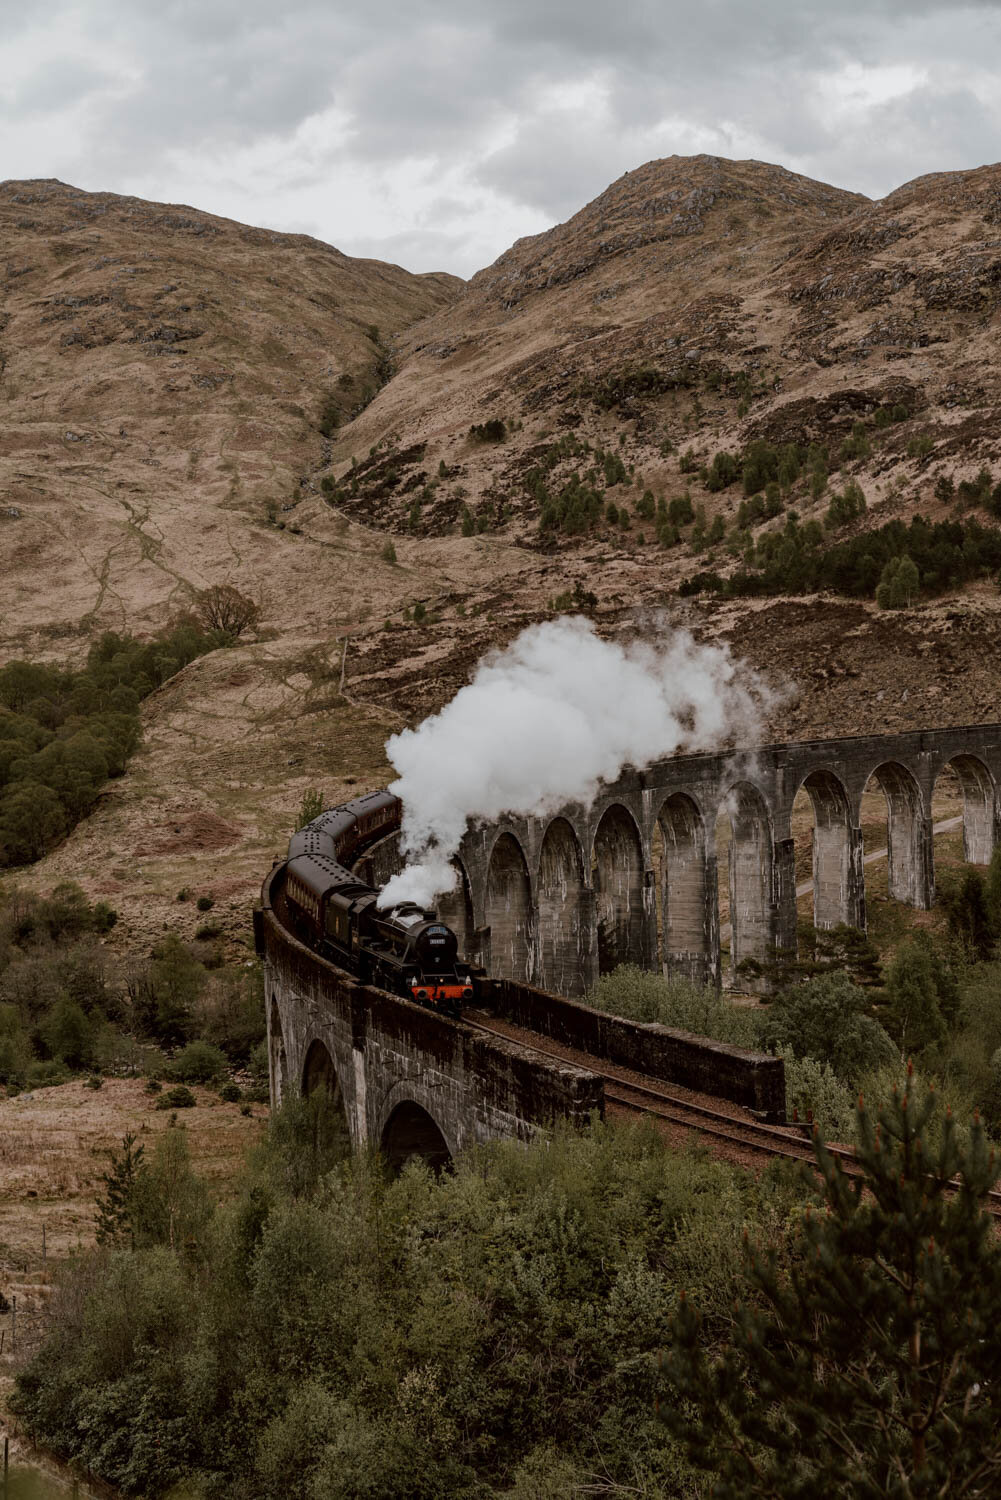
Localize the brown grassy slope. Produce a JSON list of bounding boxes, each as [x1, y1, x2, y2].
[[7, 159, 1001, 947], [0, 178, 460, 648]]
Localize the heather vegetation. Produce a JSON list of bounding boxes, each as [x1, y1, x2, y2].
[[0, 882, 265, 1092], [0, 614, 236, 867]]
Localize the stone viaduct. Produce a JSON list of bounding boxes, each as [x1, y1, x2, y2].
[[413, 723, 1001, 996], [260, 723, 1000, 1167]]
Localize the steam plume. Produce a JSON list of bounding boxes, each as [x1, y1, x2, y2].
[[377, 615, 773, 909]]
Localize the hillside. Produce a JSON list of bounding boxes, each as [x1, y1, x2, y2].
[[0, 178, 460, 645], [3, 158, 1001, 947]]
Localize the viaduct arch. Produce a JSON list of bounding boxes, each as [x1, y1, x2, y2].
[[449, 725, 1001, 994]]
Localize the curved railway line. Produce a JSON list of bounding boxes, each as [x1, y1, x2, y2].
[[464, 1012, 1001, 1221]]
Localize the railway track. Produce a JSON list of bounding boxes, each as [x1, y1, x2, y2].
[[465, 1011, 1001, 1221]]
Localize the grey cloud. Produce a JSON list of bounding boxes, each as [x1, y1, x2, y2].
[[2, 0, 1001, 274]]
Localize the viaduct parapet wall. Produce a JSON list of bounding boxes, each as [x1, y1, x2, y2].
[[397, 724, 1001, 995]]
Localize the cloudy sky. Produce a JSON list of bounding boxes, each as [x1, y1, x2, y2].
[[3, 1, 1001, 277]]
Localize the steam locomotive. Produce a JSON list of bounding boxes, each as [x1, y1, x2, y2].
[[281, 789, 475, 1018]]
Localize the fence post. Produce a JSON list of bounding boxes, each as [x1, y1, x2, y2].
[[9, 1298, 14, 1355]]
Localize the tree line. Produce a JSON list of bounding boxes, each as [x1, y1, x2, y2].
[[0, 589, 258, 867]]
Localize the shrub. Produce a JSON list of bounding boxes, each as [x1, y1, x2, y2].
[[704, 451, 740, 492], [588, 965, 761, 1048], [468, 419, 506, 443], [380, 539, 397, 565], [170, 1040, 227, 1084], [196, 895, 214, 912], [219, 1081, 242, 1103], [85, 1074, 103, 1090], [155, 1085, 196, 1110], [295, 789, 324, 831], [195, 923, 221, 941]]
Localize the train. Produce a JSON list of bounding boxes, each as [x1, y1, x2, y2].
[[280, 789, 476, 1018]]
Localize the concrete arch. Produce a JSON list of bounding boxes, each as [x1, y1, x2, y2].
[[537, 816, 588, 997], [795, 767, 862, 930], [380, 1099, 453, 1174], [436, 855, 475, 963], [718, 781, 774, 973], [938, 754, 997, 866], [268, 995, 287, 1110], [592, 803, 645, 975], [484, 831, 535, 983], [863, 761, 932, 908], [655, 792, 714, 984]]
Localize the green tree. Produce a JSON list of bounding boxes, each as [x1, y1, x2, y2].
[[662, 1079, 1001, 1497], [131, 1121, 211, 1253], [0, 781, 67, 863], [295, 787, 324, 830], [42, 996, 94, 1071], [984, 844, 1001, 934], [944, 869, 995, 961], [758, 971, 896, 1086], [136, 934, 204, 1045], [95, 1132, 147, 1248], [884, 934, 956, 1053], [876, 553, 920, 609]]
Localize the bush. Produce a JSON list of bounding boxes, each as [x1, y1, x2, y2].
[[12, 1112, 788, 1497], [170, 1040, 227, 1084], [155, 1085, 196, 1110], [588, 965, 761, 1048], [196, 895, 214, 912], [295, 788, 324, 831], [219, 1081, 242, 1103], [468, 418, 506, 443], [758, 972, 897, 1086]]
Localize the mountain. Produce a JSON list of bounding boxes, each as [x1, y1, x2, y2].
[[3, 158, 1001, 946]]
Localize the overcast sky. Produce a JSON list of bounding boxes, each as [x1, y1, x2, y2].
[[3, 1, 1001, 278]]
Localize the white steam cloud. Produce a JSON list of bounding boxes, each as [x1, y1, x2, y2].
[[377, 616, 774, 910]]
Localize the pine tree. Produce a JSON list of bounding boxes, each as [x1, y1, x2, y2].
[[661, 1073, 1001, 1496], [94, 1132, 146, 1248]]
